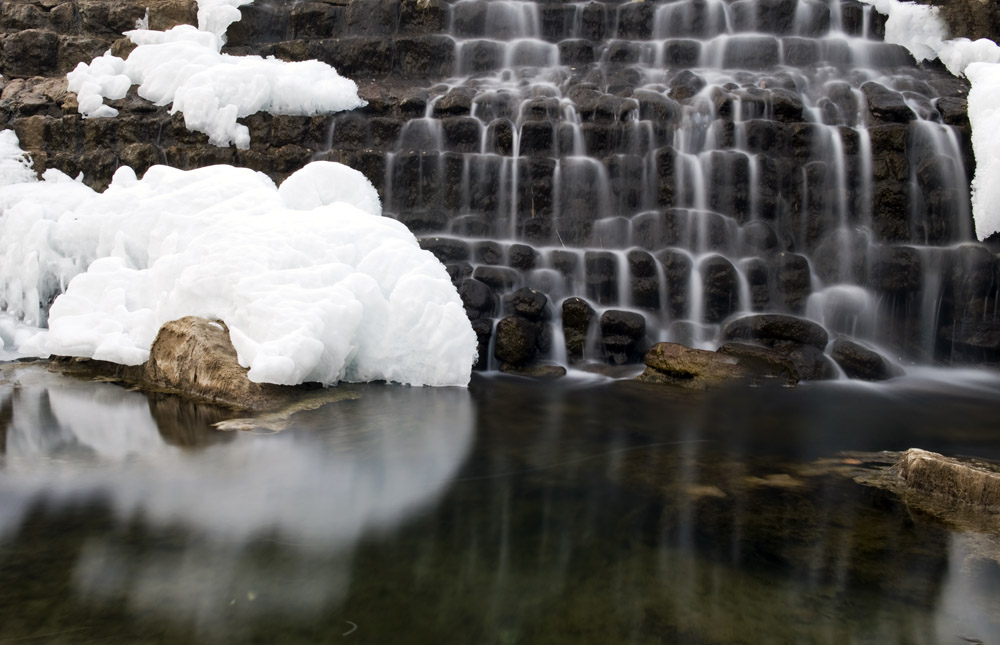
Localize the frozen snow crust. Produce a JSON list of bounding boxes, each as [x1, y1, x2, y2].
[[66, 0, 365, 148], [861, 0, 1000, 240], [0, 131, 478, 387]]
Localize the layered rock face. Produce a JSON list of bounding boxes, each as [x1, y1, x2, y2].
[[2, 0, 999, 374]]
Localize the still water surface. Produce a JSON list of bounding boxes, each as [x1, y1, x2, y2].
[[0, 364, 999, 644]]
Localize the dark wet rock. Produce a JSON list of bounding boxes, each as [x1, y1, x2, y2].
[[584, 251, 619, 305], [459, 278, 496, 320], [775, 252, 811, 314], [509, 287, 548, 322], [507, 244, 537, 271], [830, 339, 901, 381], [769, 88, 804, 123], [638, 342, 750, 389], [494, 315, 538, 367], [700, 255, 739, 323], [743, 221, 778, 254], [869, 246, 922, 292], [718, 342, 799, 386], [668, 70, 706, 101], [470, 317, 493, 371], [600, 310, 647, 365], [562, 297, 596, 363], [862, 82, 915, 123], [473, 240, 504, 265], [498, 363, 567, 380], [434, 86, 475, 117], [723, 314, 829, 350], [940, 319, 1000, 364], [785, 344, 838, 380], [419, 237, 469, 263], [473, 265, 520, 291]]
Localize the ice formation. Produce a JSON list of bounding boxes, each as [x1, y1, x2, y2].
[[0, 130, 478, 387], [66, 0, 365, 148], [861, 0, 1000, 239]]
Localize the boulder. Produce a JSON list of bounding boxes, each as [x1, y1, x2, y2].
[[137, 316, 302, 410], [829, 339, 901, 380], [637, 342, 750, 389], [600, 310, 647, 365], [861, 82, 915, 123], [498, 363, 567, 379], [494, 315, 538, 366], [722, 314, 829, 350], [508, 287, 548, 322], [895, 448, 1000, 510], [717, 342, 800, 386], [562, 297, 596, 363]]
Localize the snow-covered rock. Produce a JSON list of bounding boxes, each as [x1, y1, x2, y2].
[[0, 131, 478, 387]]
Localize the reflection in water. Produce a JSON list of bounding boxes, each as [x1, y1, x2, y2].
[[0, 366, 999, 643], [0, 365, 473, 636]]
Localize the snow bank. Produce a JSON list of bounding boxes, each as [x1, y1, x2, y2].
[[0, 132, 478, 387], [67, 0, 365, 148], [861, 0, 1000, 239]]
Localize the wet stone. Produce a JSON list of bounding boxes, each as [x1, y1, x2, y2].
[[473, 265, 520, 291], [473, 241, 504, 265], [494, 316, 538, 367], [562, 297, 596, 363], [584, 251, 619, 306], [830, 339, 901, 381], [508, 287, 548, 322], [668, 70, 706, 101], [459, 278, 496, 320], [419, 237, 469, 263], [600, 310, 647, 365], [700, 255, 740, 323], [662, 39, 701, 66], [723, 314, 830, 351], [558, 40, 594, 66], [862, 82, 916, 124], [869, 246, 922, 292], [508, 244, 537, 271], [775, 252, 811, 314]]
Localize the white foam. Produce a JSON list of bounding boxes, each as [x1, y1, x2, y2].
[[861, 0, 1000, 239], [0, 133, 477, 387], [66, 0, 365, 148]]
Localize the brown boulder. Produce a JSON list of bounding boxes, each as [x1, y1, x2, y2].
[[638, 342, 751, 389], [137, 316, 303, 410]]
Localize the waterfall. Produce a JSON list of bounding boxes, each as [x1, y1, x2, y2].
[[369, 0, 990, 374]]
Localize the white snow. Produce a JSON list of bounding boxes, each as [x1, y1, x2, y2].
[[861, 0, 1000, 239], [67, 0, 365, 148], [0, 132, 478, 387]]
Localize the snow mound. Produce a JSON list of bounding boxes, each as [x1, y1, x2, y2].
[[861, 0, 1000, 239], [0, 132, 478, 387], [66, 0, 365, 148]]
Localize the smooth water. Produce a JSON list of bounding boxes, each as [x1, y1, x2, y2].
[[1, 364, 999, 644]]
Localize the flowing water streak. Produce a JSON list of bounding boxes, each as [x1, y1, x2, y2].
[[375, 0, 977, 367]]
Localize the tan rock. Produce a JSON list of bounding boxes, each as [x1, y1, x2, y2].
[[895, 448, 1000, 510], [137, 316, 304, 410]]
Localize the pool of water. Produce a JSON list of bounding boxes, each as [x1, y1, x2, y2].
[[1, 363, 999, 644]]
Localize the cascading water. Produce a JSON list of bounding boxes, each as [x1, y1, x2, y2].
[[368, 0, 992, 376]]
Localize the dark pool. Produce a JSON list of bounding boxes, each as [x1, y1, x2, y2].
[[1, 363, 999, 644]]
